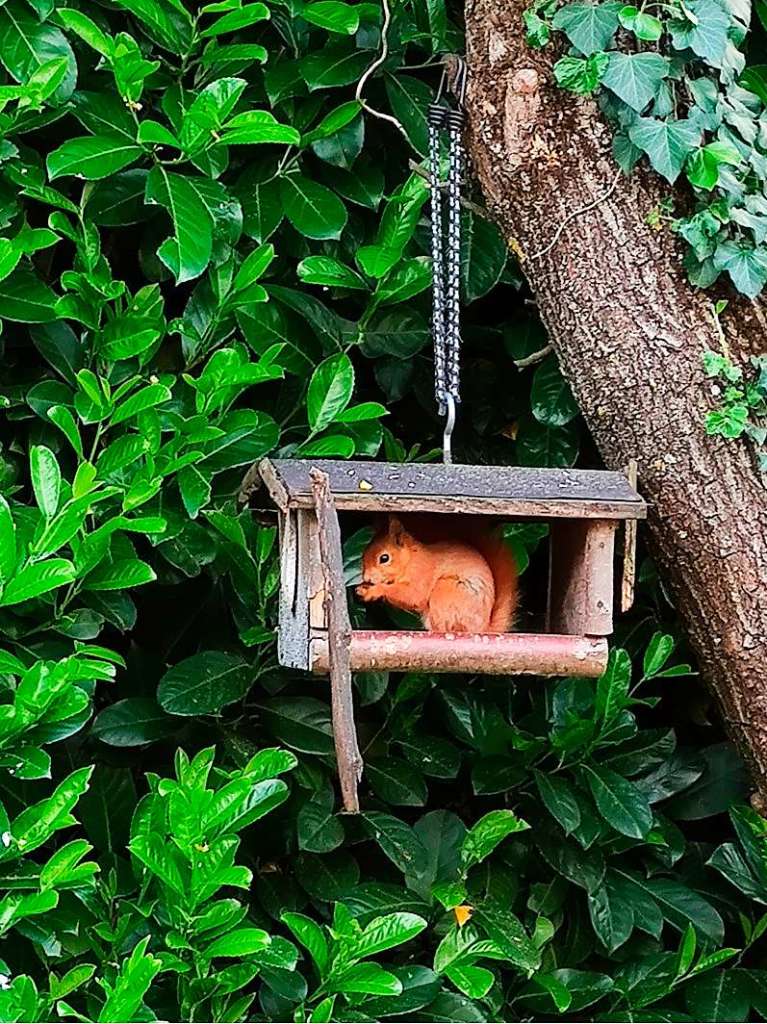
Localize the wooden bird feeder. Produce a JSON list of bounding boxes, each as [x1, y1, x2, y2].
[[247, 458, 646, 811]]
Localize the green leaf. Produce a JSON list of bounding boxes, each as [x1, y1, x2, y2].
[[0, 264, 57, 323], [686, 141, 741, 191], [145, 166, 213, 283], [531, 355, 579, 427], [601, 52, 669, 112], [0, 1, 76, 103], [713, 241, 767, 298], [685, 970, 751, 1022], [534, 771, 581, 835], [595, 648, 631, 725], [628, 117, 700, 183], [158, 651, 253, 715], [47, 136, 143, 181], [333, 962, 402, 997], [445, 965, 494, 999], [280, 174, 348, 240], [618, 5, 663, 41], [367, 758, 427, 806], [303, 1, 360, 33], [552, 2, 622, 55], [297, 797, 345, 853], [113, 0, 194, 53], [98, 937, 162, 1023], [281, 912, 329, 974], [0, 558, 76, 606], [582, 764, 653, 839], [474, 905, 541, 972], [200, 4, 270, 36], [256, 697, 335, 754], [553, 53, 609, 95], [111, 383, 171, 425], [643, 632, 675, 678], [670, 0, 730, 67], [353, 912, 428, 958], [384, 74, 432, 156], [220, 110, 300, 146], [204, 928, 271, 958], [363, 812, 429, 875], [0, 497, 16, 582], [461, 810, 530, 868], [92, 698, 176, 746], [298, 255, 367, 289], [30, 445, 61, 519], [84, 558, 156, 590], [307, 353, 354, 432], [587, 872, 636, 953]]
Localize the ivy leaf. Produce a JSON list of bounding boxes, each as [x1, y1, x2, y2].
[[552, 1, 622, 55], [670, 0, 730, 68], [47, 136, 144, 181], [145, 167, 213, 283], [618, 5, 663, 41], [713, 241, 767, 298], [628, 117, 701, 182], [553, 54, 609, 95], [686, 141, 741, 191], [601, 52, 669, 112]]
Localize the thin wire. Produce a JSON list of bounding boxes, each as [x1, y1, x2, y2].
[[355, 0, 408, 138], [527, 169, 622, 262]]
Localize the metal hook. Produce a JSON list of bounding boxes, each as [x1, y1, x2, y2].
[[443, 393, 456, 465]]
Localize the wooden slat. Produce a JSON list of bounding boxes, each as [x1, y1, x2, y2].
[[310, 630, 608, 677], [547, 519, 617, 636], [257, 459, 646, 519], [622, 460, 639, 613]]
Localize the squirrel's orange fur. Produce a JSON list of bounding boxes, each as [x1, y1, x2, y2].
[[356, 515, 518, 633]]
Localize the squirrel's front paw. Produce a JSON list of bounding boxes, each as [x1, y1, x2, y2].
[[356, 583, 376, 602]]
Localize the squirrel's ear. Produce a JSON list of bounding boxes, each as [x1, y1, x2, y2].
[[389, 516, 409, 546]]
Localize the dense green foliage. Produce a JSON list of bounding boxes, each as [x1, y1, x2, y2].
[[529, 0, 767, 297], [0, 0, 766, 1021]]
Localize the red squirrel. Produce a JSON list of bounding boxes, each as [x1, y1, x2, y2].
[[356, 514, 518, 633]]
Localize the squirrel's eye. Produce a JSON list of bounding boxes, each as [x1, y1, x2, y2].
[[379, 553, 390, 564]]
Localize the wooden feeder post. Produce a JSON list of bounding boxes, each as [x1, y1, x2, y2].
[[309, 469, 363, 814]]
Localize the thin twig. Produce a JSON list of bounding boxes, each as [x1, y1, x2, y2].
[[526, 169, 623, 262], [514, 344, 552, 369], [355, 0, 408, 139], [408, 159, 491, 219]]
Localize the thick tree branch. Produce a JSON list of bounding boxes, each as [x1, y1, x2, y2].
[[465, 0, 767, 798]]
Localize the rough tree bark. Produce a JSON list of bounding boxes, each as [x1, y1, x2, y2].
[[464, 0, 767, 799]]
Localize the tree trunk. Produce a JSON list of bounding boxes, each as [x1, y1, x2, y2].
[[464, 0, 767, 800]]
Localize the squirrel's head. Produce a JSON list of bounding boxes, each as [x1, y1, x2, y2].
[[356, 515, 416, 601]]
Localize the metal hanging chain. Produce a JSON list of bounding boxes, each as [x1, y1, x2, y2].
[[428, 58, 467, 465]]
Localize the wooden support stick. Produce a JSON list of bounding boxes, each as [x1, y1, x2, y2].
[[622, 459, 639, 613], [310, 468, 363, 814]]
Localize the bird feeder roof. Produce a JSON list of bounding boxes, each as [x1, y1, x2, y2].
[[255, 459, 646, 520]]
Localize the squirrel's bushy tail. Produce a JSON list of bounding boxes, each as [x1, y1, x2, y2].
[[469, 531, 518, 633]]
